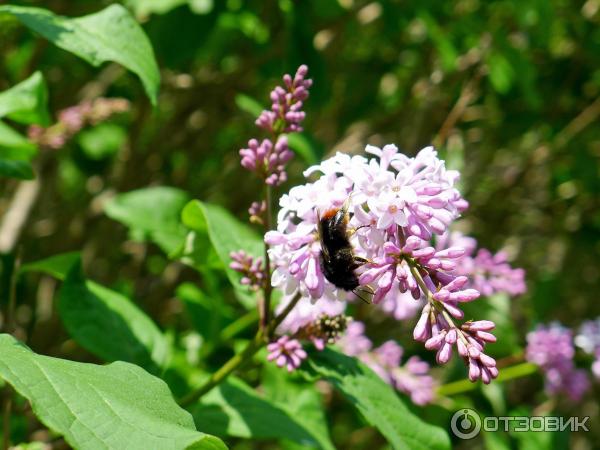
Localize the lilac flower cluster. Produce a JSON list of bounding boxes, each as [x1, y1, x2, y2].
[[267, 335, 307, 372], [266, 294, 348, 371], [526, 323, 590, 401], [239, 65, 312, 186], [229, 250, 265, 291], [438, 231, 526, 297], [266, 145, 500, 383], [575, 318, 600, 379], [28, 98, 130, 150], [338, 322, 436, 405]]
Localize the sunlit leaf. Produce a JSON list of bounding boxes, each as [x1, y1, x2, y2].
[[0, 71, 49, 125], [0, 334, 227, 450], [105, 186, 191, 254], [181, 200, 263, 309], [307, 348, 451, 450], [0, 4, 160, 104], [192, 377, 334, 449]]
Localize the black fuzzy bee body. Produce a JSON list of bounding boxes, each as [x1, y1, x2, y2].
[[317, 200, 365, 291]]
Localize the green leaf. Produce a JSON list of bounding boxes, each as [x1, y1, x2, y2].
[[181, 200, 263, 309], [261, 364, 334, 450], [192, 377, 333, 449], [487, 52, 515, 94], [20, 251, 80, 280], [0, 4, 160, 105], [58, 260, 170, 373], [0, 71, 50, 125], [0, 334, 227, 450], [0, 158, 34, 179], [287, 133, 318, 165], [235, 93, 264, 117], [307, 348, 451, 450], [78, 123, 127, 160], [104, 187, 191, 254], [0, 121, 36, 179]]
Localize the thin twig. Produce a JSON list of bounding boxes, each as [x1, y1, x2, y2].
[[554, 95, 600, 149], [0, 180, 41, 254], [433, 73, 482, 149]]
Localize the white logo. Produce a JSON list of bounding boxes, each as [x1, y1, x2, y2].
[[451, 408, 482, 439]]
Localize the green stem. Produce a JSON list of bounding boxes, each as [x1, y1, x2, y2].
[[261, 184, 274, 336], [220, 309, 259, 342], [437, 362, 538, 396], [178, 292, 302, 407]]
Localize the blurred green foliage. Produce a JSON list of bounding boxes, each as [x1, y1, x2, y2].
[[1, 0, 599, 448]]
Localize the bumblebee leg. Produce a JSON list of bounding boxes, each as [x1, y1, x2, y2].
[[353, 255, 375, 265], [348, 225, 369, 237]]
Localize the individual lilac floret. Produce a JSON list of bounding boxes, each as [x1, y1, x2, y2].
[[526, 323, 590, 400], [267, 336, 307, 372], [229, 250, 265, 290], [337, 322, 436, 404], [28, 97, 130, 150], [256, 65, 312, 133]]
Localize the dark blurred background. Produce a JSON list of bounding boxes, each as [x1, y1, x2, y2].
[[1, 0, 599, 449]]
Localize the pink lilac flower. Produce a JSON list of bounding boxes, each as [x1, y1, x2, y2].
[[267, 335, 307, 372], [229, 250, 265, 290], [28, 98, 130, 150], [437, 231, 526, 297], [337, 321, 436, 405], [526, 323, 590, 401], [239, 65, 312, 186], [268, 145, 499, 382], [575, 317, 600, 380]]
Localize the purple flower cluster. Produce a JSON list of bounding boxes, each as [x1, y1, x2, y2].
[[239, 65, 312, 186], [229, 250, 265, 291], [526, 323, 590, 401], [266, 294, 348, 371], [575, 318, 600, 379], [266, 145, 500, 383], [338, 321, 436, 405], [438, 232, 526, 297], [267, 335, 307, 372], [255, 65, 312, 134], [28, 98, 130, 150]]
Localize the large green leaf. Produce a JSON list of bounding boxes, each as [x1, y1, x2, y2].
[[0, 71, 49, 125], [58, 260, 170, 373], [0, 4, 160, 105], [307, 348, 451, 450], [181, 200, 263, 309], [192, 377, 333, 449], [104, 186, 190, 254], [0, 334, 226, 450]]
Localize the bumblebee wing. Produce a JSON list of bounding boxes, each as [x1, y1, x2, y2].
[[316, 209, 330, 262]]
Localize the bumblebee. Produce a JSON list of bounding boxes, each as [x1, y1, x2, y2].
[[317, 198, 372, 301]]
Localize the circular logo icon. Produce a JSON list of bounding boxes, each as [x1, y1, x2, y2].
[[450, 408, 481, 439]]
